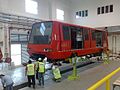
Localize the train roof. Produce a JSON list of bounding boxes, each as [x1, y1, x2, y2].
[[34, 20, 106, 32]]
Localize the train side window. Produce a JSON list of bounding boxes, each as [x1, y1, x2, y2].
[[83, 29, 89, 40], [62, 25, 70, 40], [96, 31, 103, 47], [92, 31, 96, 40]]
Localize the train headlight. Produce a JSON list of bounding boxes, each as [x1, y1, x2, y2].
[[44, 48, 52, 52]]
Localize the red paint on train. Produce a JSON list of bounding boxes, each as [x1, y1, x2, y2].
[[27, 21, 108, 61]]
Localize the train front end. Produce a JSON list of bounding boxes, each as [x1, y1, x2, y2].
[[28, 21, 55, 60]]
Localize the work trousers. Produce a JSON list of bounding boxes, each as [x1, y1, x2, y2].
[[4, 83, 13, 90], [27, 75, 35, 88], [36, 70, 38, 79], [38, 72, 44, 86]]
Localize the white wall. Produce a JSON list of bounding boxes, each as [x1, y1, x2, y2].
[[108, 34, 120, 53], [0, 0, 120, 27], [71, 0, 120, 27], [0, 0, 49, 20], [0, 0, 71, 22], [51, 0, 71, 23]]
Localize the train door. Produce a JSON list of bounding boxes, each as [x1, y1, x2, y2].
[[70, 27, 83, 49], [60, 24, 71, 50]]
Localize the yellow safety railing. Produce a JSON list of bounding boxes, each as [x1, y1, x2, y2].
[[87, 67, 120, 90]]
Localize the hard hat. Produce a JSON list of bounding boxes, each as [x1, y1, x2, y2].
[[38, 58, 41, 61], [44, 57, 47, 61]]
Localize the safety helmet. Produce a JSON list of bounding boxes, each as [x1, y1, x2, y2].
[[38, 58, 42, 61]]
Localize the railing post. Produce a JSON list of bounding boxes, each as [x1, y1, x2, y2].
[[106, 79, 110, 90]]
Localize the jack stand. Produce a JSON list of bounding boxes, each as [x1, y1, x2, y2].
[[103, 50, 110, 64], [68, 57, 80, 80], [103, 56, 109, 64]]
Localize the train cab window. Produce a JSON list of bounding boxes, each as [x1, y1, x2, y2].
[[29, 22, 52, 44], [95, 31, 103, 47], [62, 25, 70, 40]]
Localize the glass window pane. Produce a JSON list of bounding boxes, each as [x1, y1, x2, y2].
[[76, 12, 79, 18], [62, 25, 70, 40], [82, 11, 84, 17], [29, 22, 53, 44], [56, 9, 64, 20], [105, 6, 109, 13], [11, 44, 21, 66], [85, 10, 88, 17], [101, 7, 104, 14], [79, 11, 81, 16], [110, 5, 113, 12], [25, 0, 38, 14], [76, 12, 79, 15], [96, 31, 103, 47], [97, 7, 100, 14]]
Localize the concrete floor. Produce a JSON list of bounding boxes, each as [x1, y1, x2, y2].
[[1, 60, 120, 90], [20, 60, 120, 90]]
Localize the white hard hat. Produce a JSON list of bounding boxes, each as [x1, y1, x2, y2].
[[44, 57, 47, 61], [38, 58, 41, 61]]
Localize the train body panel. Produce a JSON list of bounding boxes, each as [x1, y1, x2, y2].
[[28, 21, 108, 60]]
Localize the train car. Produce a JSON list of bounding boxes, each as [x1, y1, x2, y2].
[[0, 48, 3, 62], [27, 21, 108, 61]]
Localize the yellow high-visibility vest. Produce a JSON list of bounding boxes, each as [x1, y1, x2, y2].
[[27, 64, 35, 76], [53, 67, 61, 79], [38, 62, 45, 73]]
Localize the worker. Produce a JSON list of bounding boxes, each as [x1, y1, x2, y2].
[[43, 57, 47, 65], [52, 63, 61, 82], [38, 58, 45, 87], [0, 74, 14, 90], [35, 59, 39, 79], [26, 60, 35, 88]]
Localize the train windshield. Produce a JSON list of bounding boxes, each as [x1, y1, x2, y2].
[[29, 22, 53, 44]]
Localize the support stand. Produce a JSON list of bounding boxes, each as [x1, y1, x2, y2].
[[68, 57, 80, 80], [103, 50, 110, 64]]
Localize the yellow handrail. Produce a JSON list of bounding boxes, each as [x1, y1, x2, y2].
[[87, 67, 120, 90]]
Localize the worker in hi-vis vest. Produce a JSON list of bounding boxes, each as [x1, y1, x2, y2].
[[26, 60, 35, 88], [35, 59, 39, 79], [38, 58, 45, 87], [52, 63, 61, 82]]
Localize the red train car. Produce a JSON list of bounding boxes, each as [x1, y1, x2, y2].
[[27, 21, 108, 61]]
